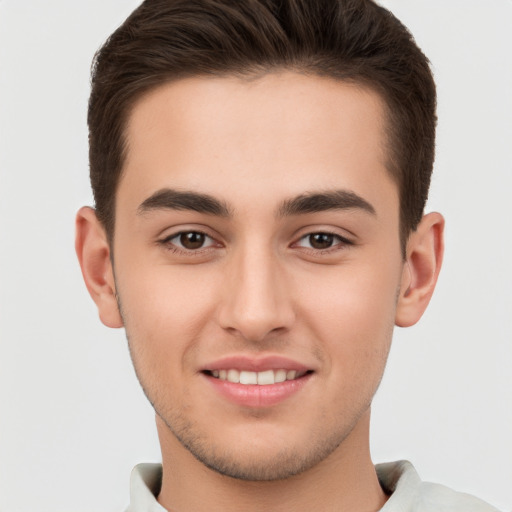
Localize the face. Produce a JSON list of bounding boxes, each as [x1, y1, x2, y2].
[[112, 73, 404, 480]]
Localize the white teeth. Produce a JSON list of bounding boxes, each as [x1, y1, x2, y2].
[[227, 369, 240, 383], [257, 369, 275, 385], [274, 369, 287, 383], [213, 368, 306, 385], [240, 370, 258, 384]]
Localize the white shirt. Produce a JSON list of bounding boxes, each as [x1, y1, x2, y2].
[[126, 460, 500, 511]]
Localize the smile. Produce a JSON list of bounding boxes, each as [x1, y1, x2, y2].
[[202, 356, 314, 406], [206, 369, 309, 385]]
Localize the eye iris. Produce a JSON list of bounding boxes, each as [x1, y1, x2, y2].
[[180, 232, 205, 249], [309, 233, 334, 249]]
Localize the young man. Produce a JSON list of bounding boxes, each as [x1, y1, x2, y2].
[[75, 0, 499, 510]]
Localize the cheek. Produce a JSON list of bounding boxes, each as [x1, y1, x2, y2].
[[115, 263, 221, 371], [116, 266, 223, 416], [297, 259, 400, 369]]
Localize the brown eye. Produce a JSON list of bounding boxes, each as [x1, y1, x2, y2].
[[164, 231, 216, 251], [179, 232, 206, 250], [308, 233, 335, 249], [296, 232, 351, 251]]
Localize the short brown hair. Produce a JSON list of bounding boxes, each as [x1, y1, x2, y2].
[[88, 0, 436, 249]]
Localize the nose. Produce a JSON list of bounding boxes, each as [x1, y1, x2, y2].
[[217, 245, 295, 343]]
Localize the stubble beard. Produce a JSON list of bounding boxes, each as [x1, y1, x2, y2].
[[117, 292, 388, 483], [124, 333, 374, 482], [153, 399, 370, 482], [123, 336, 382, 482]]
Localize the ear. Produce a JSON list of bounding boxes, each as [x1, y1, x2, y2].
[[395, 212, 445, 327], [75, 207, 123, 328]]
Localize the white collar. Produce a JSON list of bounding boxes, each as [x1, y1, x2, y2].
[[125, 460, 498, 512]]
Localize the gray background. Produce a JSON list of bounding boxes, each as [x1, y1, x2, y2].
[[1, 1, 511, 510]]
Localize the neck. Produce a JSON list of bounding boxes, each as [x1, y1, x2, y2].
[[156, 410, 387, 512]]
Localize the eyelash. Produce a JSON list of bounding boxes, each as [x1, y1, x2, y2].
[[294, 231, 354, 254], [159, 230, 218, 254], [157, 230, 353, 255]]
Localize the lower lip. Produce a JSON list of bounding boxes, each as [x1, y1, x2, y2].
[[204, 373, 312, 408]]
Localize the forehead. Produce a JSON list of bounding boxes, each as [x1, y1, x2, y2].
[[120, 72, 396, 215]]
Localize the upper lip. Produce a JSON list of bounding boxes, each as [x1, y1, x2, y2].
[[202, 354, 313, 373]]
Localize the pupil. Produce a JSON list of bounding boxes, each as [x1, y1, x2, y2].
[[180, 232, 205, 249], [310, 233, 333, 249]]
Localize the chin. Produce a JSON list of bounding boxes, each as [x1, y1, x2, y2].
[[166, 416, 351, 482], [188, 444, 327, 481]]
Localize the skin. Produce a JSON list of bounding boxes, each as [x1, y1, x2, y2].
[[76, 72, 444, 512]]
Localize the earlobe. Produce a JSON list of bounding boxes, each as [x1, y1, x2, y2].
[[75, 207, 124, 328], [395, 212, 445, 327]]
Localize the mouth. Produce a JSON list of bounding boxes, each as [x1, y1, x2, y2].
[[203, 368, 312, 385], [201, 356, 315, 407]]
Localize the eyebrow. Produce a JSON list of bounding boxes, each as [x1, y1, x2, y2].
[[137, 187, 375, 219], [278, 190, 376, 217], [137, 188, 231, 217]]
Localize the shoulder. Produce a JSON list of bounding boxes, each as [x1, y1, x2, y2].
[[377, 460, 501, 512], [414, 481, 501, 512]]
